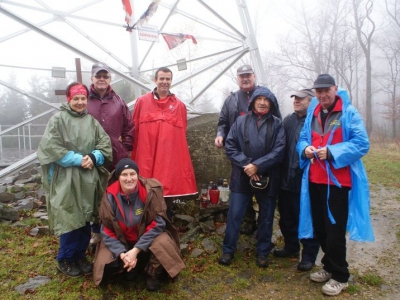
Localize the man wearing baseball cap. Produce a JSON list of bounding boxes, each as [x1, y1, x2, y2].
[[215, 64, 281, 235], [297, 74, 373, 296], [87, 62, 134, 247], [274, 89, 319, 272]]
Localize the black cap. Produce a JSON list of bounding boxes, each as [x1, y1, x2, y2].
[[115, 158, 139, 179], [312, 74, 336, 89]]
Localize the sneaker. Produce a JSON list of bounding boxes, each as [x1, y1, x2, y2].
[[89, 233, 101, 245], [322, 279, 349, 296], [310, 269, 332, 282], [256, 255, 269, 268], [76, 257, 93, 275], [218, 253, 234, 266], [273, 248, 300, 258], [146, 275, 161, 292], [57, 260, 82, 277]]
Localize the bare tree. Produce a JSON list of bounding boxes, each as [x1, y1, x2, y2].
[[352, 0, 376, 136]]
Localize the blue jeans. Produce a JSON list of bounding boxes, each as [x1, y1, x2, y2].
[[223, 191, 276, 256], [57, 222, 91, 262]]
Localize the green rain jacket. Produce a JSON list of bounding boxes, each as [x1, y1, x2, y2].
[[37, 103, 112, 236]]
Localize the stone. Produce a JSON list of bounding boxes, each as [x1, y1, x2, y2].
[[0, 186, 6, 193], [199, 219, 215, 233], [15, 276, 51, 294], [180, 243, 189, 255], [201, 238, 217, 253], [0, 205, 19, 221], [0, 192, 14, 203], [29, 226, 50, 236], [190, 248, 204, 258], [8, 185, 23, 193], [15, 178, 33, 185], [216, 224, 226, 235], [180, 226, 202, 244], [14, 198, 34, 211], [33, 211, 47, 218], [14, 191, 25, 200], [187, 114, 231, 192]]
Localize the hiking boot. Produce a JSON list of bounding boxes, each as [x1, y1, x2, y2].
[[273, 248, 299, 258], [218, 253, 234, 266], [57, 260, 82, 277], [75, 257, 93, 275], [310, 269, 332, 282], [322, 279, 349, 296], [146, 275, 161, 292], [89, 233, 101, 245], [256, 255, 269, 268], [297, 260, 314, 271]]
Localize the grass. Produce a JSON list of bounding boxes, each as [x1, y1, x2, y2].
[[0, 142, 398, 299], [363, 143, 400, 188]]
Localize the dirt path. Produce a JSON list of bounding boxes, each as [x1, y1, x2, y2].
[[346, 185, 400, 299]]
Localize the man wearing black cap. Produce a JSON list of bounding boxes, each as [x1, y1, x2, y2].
[[215, 65, 281, 235], [87, 62, 135, 246], [273, 89, 319, 271], [297, 74, 372, 296]]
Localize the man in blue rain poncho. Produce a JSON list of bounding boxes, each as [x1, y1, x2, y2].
[[296, 74, 374, 296]]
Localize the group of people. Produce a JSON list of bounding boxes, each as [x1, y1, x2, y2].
[[37, 63, 193, 291], [215, 67, 373, 296], [37, 61, 373, 296]]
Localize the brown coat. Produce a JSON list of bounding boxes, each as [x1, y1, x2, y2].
[[93, 177, 185, 285]]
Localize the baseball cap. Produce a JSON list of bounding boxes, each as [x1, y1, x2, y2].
[[237, 65, 254, 76], [290, 89, 315, 98], [312, 74, 336, 89], [91, 62, 111, 76]]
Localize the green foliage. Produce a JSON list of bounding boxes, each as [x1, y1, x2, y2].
[[361, 273, 384, 286]]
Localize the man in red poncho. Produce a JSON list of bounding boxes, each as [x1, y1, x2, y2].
[[131, 67, 197, 215]]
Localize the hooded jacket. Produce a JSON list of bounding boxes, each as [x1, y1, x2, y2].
[[296, 88, 374, 242], [225, 87, 285, 195], [92, 176, 184, 285], [216, 86, 282, 144], [37, 103, 112, 236]]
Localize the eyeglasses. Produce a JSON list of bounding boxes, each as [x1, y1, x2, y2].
[[94, 74, 110, 79]]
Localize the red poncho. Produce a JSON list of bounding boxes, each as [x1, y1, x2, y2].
[[131, 92, 197, 197]]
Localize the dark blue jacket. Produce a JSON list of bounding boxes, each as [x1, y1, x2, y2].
[[225, 87, 285, 195]]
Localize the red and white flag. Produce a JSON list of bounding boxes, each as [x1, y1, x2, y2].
[[162, 33, 198, 50], [121, 0, 133, 30]]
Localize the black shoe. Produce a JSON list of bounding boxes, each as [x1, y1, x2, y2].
[[297, 261, 314, 271], [146, 276, 161, 292], [123, 269, 137, 281], [57, 260, 82, 277], [218, 253, 234, 265], [240, 221, 257, 235], [273, 248, 299, 258], [256, 255, 269, 268], [75, 257, 93, 275]]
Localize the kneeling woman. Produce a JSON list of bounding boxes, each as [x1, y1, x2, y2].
[[93, 158, 185, 291]]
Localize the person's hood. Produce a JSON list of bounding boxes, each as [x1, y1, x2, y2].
[[248, 86, 281, 119]]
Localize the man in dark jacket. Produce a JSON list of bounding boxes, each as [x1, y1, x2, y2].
[[218, 87, 285, 268], [273, 89, 319, 271], [215, 65, 281, 235], [87, 62, 134, 172], [87, 62, 135, 246]]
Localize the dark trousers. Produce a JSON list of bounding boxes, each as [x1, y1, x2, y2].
[[57, 222, 91, 262], [309, 183, 350, 283], [278, 190, 319, 263]]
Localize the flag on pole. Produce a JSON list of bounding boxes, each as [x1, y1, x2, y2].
[[132, 0, 161, 29], [162, 33, 198, 50], [121, 0, 134, 31]]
